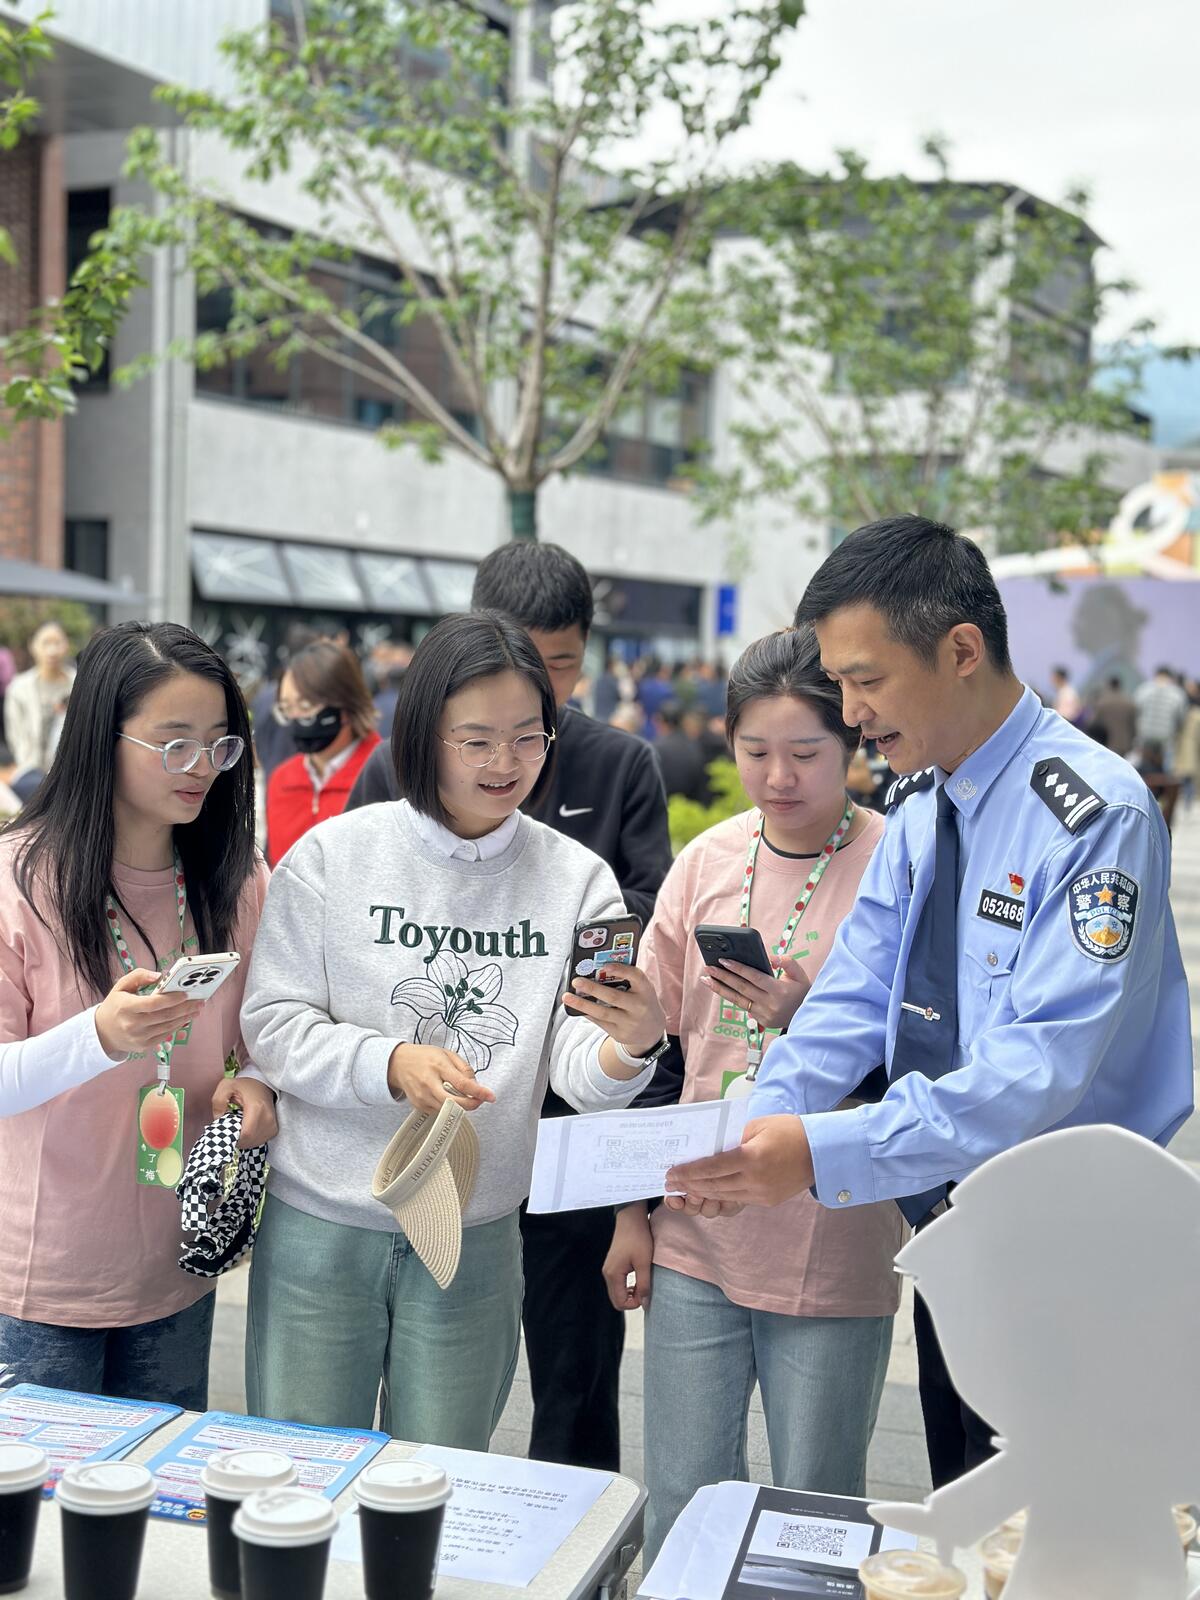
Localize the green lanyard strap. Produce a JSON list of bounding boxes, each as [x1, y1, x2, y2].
[[738, 796, 855, 1073], [105, 852, 187, 1085]]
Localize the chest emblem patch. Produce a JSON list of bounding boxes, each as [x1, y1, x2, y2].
[[1067, 869, 1139, 963]]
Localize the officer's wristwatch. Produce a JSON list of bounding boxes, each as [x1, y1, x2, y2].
[[613, 1032, 670, 1069]]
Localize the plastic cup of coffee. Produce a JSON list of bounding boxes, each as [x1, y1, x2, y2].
[[0, 1443, 49, 1594], [980, 1525, 1023, 1598], [55, 1461, 156, 1600], [857, 1549, 967, 1600], [1175, 1505, 1197, 1554], [202, 1450, 298, 1600], [353, 1460, 452, 1600], [233, 1487, 338, 1600]]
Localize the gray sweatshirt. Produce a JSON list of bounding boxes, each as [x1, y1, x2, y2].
[[241, 800, 653, 1229]]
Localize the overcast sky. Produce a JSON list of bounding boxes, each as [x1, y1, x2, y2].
[[649, 0, 1197, 347]]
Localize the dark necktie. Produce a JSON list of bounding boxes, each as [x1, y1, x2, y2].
[[891, 782, 960, 1226]]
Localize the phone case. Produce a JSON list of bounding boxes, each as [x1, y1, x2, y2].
[[157, 954, 241, 1000], [693, 924, 774, 976], [571, 915, 643, 991]]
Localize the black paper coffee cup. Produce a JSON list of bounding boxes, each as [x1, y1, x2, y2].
[[201, 1450, 298, 1600], [0, 1443, 49, 1594], [55, 1462, 155, 1600], [353, 1460, 451, 1600], [233, 1488, 338, 1600]]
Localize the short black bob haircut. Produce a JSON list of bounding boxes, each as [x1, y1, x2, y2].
[[392, 611, 558, 825], [471, 542, 594, 636], [726, 626, 861, 762], [8, 621, 257, 1003], [795, 514, 1012, 674]]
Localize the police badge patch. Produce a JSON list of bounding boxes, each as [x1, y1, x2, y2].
[[1067, 869, 1139, 963]]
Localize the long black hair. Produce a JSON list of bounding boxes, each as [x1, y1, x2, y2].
[[392, 611, 557, 825], [725, 626, 861, 760], [7, 622, 257, 1001]]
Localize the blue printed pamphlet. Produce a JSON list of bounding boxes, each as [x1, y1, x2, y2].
[[0, 1384, 181, 1496], [144, 1410, 389, 1523]]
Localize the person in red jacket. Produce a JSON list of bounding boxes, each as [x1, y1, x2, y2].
[[265, 639, 381, 867]]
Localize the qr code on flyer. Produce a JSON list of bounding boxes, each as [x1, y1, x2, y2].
[[775, 1519, 847, 1558]]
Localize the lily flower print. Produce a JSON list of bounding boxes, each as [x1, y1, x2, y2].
[[391, 951, 519, 1074]]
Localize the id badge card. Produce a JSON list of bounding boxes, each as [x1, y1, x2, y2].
[[135, 1083, 186, 1188], [722, 1069, 755, 1099]]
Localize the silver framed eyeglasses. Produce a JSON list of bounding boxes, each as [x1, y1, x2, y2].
[[118, 732, 246, 774], [440, 730, 555, 769]]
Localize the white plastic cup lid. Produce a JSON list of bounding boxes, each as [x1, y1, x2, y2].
[[232, 1488, 338, 1549], [55, 1462, 156, 1516], [0, 1443, 49, 1493], [353, 1460, 451, 1513], [201, 1450, 298, 1499]]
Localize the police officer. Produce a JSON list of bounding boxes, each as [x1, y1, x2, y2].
[[665, 515, 1193, 1487]]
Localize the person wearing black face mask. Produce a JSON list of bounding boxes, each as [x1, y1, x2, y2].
[[265, 640, 381, 867]]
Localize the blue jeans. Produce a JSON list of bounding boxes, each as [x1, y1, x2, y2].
[[643, 1266, 893, 1564], [0, 1295, 215, 1411], [246, 1196, 523, 1448]]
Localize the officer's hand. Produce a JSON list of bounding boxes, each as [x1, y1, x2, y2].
[[664, 1114, 814, 1212], [699, 956, 809, 1034], [602, 1203, 654, 1311]]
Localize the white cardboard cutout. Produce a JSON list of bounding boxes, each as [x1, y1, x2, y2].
[[868, 1126, 1200, 1600]]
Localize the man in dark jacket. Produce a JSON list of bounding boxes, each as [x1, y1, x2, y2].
[[346, 541, 674, 1472]]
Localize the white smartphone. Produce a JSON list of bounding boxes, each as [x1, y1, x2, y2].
[[155, 952, 242, 1001]]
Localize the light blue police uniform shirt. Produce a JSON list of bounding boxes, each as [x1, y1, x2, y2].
[[749, 685, 1194, 1208]]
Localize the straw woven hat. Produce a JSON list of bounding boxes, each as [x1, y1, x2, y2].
[[371, 1101, 480, 1289]]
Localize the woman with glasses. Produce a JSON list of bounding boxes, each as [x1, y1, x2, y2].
[[241, 612, 668, 1445], [0, 622, 277, 1406], [265, 638, 381, 867]]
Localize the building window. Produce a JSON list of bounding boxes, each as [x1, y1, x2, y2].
[[66, 190, 111, 387], [581, 371, 710, 489], [195, 236, 477, 435], [64, 519, 109, 582]]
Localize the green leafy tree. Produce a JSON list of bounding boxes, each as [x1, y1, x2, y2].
[[0, 8, 144, 433], [668, 756, 748, 854], [698, 142, 1159, 555], [77, 0, 803, 538]]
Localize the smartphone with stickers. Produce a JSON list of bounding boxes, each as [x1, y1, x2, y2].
[[569, 915, 643, 997], [155, 952, 241, 1001]]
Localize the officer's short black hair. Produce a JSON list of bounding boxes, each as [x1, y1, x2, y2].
[[795, 514, 1012, 673], [471, 542, 594, 636]]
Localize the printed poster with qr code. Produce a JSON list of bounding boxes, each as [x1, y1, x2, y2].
[[722, 1488, 917, 1599]]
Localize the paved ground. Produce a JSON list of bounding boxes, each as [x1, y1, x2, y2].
[[209, 805, 1200, 1518]]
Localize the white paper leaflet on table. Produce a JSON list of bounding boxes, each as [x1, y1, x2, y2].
[[331, 1445, 612, 1587]]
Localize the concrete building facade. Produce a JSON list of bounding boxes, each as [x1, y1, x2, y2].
[[0, 1, 1159, 679]]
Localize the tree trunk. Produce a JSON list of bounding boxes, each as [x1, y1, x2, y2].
[[508, 486, 538, 542]]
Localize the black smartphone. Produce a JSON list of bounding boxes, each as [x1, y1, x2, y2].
[[693, 923, 774, 977], [569, 914, 643, 996]]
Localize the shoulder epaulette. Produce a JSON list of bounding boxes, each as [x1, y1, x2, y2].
[[1030, 758, 1106, 833], [884, 767, 936, 809]]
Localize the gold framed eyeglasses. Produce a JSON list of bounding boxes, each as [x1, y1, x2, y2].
[[440, 730, 555, 769]]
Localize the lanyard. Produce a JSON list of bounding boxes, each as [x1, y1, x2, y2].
[[738, 796, 855, 1075], [105, 852, 187, 1088]]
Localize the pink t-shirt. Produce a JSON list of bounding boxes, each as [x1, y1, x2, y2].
[[644, 807, 903, 1317], [0, 834, 269, 1326]]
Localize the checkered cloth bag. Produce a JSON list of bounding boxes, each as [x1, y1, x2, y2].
[[178, 1105, 270, 1279]]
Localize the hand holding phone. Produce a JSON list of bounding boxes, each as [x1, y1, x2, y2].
[[568, 915, 643, 999], [154, 952, 242, 1002], [693, 925, 774, 976]]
